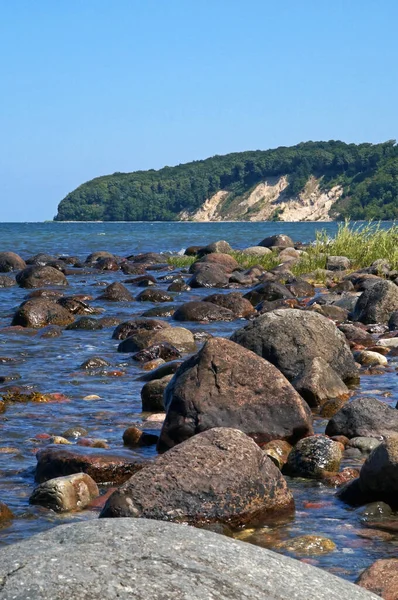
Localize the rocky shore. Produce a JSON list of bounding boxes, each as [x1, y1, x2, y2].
[[0, 231, 398, 598]]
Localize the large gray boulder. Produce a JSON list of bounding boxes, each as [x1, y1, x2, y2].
[[159, 337, 313, 450], [0, 519, 379, 600], [353, 279, 398, 324], [100, 428, 294, 526], [231, 309, 358, 384]]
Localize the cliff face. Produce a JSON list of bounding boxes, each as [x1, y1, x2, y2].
[[179, 176, 343, 222]]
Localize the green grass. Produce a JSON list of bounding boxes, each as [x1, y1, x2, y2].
[[167, 221, 398, 281]]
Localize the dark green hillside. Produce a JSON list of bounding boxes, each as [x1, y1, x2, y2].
[[54, 140, 398, 221]]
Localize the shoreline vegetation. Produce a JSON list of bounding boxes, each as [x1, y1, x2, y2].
[[168, 221, 398, 279], [54, 140, 398, 222]]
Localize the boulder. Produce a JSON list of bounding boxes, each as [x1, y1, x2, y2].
[[195, 252, 238, 272], [136, 288, 174, 302], [292, 357, 349, 408], [326, 256, 351, 271], [11, 299, 75, 328], [66, 317, 103, 330], [286, 279, 315, 298], [173, 301, 235, 322], [133, 343, 181, 363], [85, 251, 115, 265], [0, 519, 378, 600], [354, 350, 387, 366], [141, 375, 173, 412], [119, 326, 196, 354], [258, 234, 294, 249], [0, 275, 16, 287], [95, 257, 119, 271], [158, 337, 313, 451], [200, 240, 233, 255], [359, 436, 398, 506], [231, 309, 358, 385], [244, 282, 294, 306], [16, 265, 68, 288], [0, 251, 26, 272], [356, 558, 398, 599], [263, 440, 292, 470], [29, 473, 99, 512], [203, 292, 256, 317], [241, 246, 272, 256], [388, 310, 398, 331], [325, 397, 398, 439], [353, 279, 398, 324], [284, 435, 343, 479], [97, 282, 133, 301], [338, 324, 375, 347], [112, 318, 170, 340], [188, 265, 229, 288], [35, 445, 149, 485], [101, 428, 294, 526]]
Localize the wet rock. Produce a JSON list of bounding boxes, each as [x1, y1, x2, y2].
[[348, 437, 382, 454], [167, 279, 190, 292], [16, 265, 68, 288], [275, 535, 336, 556], [35, 445, 150, 485], [141, 304, 177, 317], [322, 467, 360, 487], [101, 427, 294, 526], [258, 234, 294, 249], [231, 309, 358, 386], [0, 501, 14, 522], [49, 436, 72, 445], [66, 317, 103, 330], [120, 262, 147, 275], [244, 282, 294, 306], [135, 288, 173, 303], [173, 300, 235, 322], [263, 440, 292, 470], [85, 251, 115, 265], [112, 318, 170, 340], [141, 375, 173, 412], [145, 327, 196, 353], [285, 435, 343, 479], [61, 426, 88, 439], [126, 274, 157, 286], [57, 296, 97, 315], [356, 558, 398, 599], [158, 337, 313, 451], [136, 361, 183, 382], [77, 438, 109, 449], [133, 343, 181, 363], [37, 325, 63, 338], [29, 473, 99, 512], [0, 251, 26, 272], [326, 256, 351, 271], [358, 501, 393, 522], [188, 265, 230, 288], [95, 257, 119, 271], [325, 397, 398, 439], [359, 436, 398, 506], [292, 357, 349, 408], [12, 299, 75, 328], [203, 292, 255, 318], [353, 279, 398, 324], [122, 426, 158, 447], [0, 275, 16, 287], [80, 357, 111, 370], [97, 282, 133, 302]]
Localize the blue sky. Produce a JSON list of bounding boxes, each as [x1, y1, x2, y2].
[[1, 0, 397, 221]]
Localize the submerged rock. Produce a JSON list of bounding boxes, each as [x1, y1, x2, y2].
[[100, 428, 295, 526], [275, 535, 336, 556]]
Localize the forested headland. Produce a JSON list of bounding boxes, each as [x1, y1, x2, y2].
[[54, 140, 398, 221]]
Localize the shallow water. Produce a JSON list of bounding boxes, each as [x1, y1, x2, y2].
[[0, 221, 397, 583]]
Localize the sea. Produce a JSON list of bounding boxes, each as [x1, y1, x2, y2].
[[0, 221, 397, 582]]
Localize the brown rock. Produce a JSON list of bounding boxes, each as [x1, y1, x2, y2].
[[11, 299, 75, 328], [356, 558, 398, 599], [0, 251, 26, 272], [203, 292, 255, 318], [97, 282, 133, 301], [100, 427, 295, 526], [29, 473, 99, 512], [158, 337, 313, 451], [16, 266, 68, 288], [35, 445, 150, 485]]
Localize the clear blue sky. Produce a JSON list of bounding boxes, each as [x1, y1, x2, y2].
[[1, 0, 397, 221]]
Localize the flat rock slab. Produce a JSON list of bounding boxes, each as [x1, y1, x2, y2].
[[35, 445, 150, 485], [0, 519, 380, 600]]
